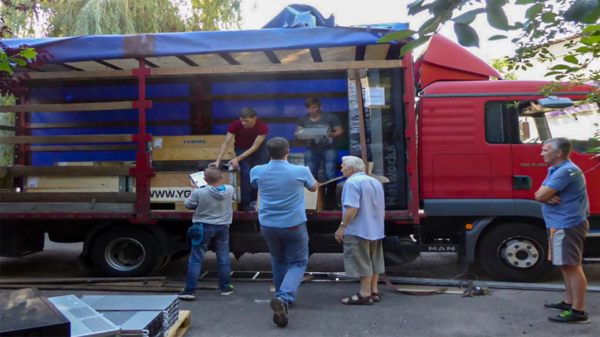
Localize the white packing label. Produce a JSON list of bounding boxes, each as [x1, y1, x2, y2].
[[364, 87, 385, 106], [28, 177, 39, 188], [57, 162, 68, 166], [153, 138, 163, 149]]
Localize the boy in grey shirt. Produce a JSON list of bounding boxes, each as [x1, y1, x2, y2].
[[179, 166, 236, 300]]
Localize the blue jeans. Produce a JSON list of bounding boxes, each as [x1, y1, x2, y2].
[[305, 147, 338, 202], [260, 223, 309, 306], [235, 147, 269, 205], [185, 224, 231, 292]]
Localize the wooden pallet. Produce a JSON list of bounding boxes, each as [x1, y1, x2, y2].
[[167, 310, 191, 337]]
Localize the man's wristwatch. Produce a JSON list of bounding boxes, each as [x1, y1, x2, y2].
[[339, 222, 347, 228]]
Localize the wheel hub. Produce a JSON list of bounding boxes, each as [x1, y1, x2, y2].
[[105, 238, 146, 272], [501, 239, 540, 269]]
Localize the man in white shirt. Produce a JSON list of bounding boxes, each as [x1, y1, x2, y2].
[[335, 156, 385, 305]]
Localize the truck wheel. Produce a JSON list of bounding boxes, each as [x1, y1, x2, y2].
[[478, 223, 554, 282], [91, 227, 163, 277]]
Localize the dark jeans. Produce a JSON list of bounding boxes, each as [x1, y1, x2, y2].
[[304, 147, 338, 202], [261, 223, 309, 305], [184, 224, 231, 292], [235, 147, 269, 205]]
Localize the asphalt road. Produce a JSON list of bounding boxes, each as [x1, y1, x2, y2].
[[2, 236, 600, 336]]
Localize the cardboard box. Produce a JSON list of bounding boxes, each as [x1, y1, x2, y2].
[[25, 176, 123, 193], [151, 135, 236, 161]]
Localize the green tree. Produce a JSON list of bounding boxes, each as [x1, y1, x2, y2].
[[380, 0, 600, 100], [3, 0, 242, 37], [490, 58, 519, 80]]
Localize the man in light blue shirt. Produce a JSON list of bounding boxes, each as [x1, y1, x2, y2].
[[335, 156, 385, 305], [250, 137, 317, 327], [535, 137, 590, 324]]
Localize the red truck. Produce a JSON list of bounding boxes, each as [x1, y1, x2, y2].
[[1, 11, 598, 282]]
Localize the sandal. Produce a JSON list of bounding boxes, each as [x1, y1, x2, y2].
[[371, 292, 381, 303], [342, 293, 374, 305]]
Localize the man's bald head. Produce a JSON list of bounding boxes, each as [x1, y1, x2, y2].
[[204, 166, 222, 184]]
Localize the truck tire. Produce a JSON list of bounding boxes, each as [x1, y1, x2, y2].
[[91, 227, 163, 277], [478, 222, 554, 282]]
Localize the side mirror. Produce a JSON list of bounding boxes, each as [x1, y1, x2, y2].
[[537, 96, 574, 108]]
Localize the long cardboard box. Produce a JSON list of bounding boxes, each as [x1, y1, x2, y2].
[[152, 136, 235, 162]]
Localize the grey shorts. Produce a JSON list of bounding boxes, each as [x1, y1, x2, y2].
[[547, 220, 589, 266], [343, 235, 385, 277]]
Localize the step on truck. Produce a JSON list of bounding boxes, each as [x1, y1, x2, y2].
[[1, 6, 598, 282]]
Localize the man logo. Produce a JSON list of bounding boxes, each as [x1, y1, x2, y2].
[[428, 246, 456, 252]]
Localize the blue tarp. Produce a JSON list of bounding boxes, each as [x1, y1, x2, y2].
[[3, 5, 408, 64]]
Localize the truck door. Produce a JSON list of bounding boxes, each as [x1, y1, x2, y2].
[[509, 100, 600, 213]]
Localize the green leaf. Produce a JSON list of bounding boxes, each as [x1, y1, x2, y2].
[[515, 0, 537, 4], [378, 30, 417, 43], [583, 24, 600, 33], [488, 35, 508, 40], [400, 36, 431, 56], [551, 64, 571, 70], [542, 12, 557, 23], [0, 61, 13, 74], [576, 46, 591, 53], [418, 17, 440, 35], [564, 55, 579, 64], [486, 4, 510, 30], [544, 71, 563, 76], [20, 48, 37, 60], [453, 8, 486, 24], [13, 59, 27, 67], [582, 3, 600, 23], [525, 3, 544, 19], [454, 23, 480, 47], [564, 0, 599, 22]]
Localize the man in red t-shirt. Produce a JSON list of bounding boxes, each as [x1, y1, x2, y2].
[[211, 107, 269, 209]]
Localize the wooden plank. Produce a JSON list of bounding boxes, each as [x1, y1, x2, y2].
[[320, 46, 357, 62], [30, 145, 138, 152], [152, 147, 235, 161], [0, 125, 15, 131], [55, 161, 135, 167], [23, 60, 403, 81], [29, 120, 191, 129], [185, 54, 231, 67], [152, 135, 228, 148], [102, 58, 141, 70], [274, 49, 313, 64], [26, 176, 121, 192], [4, 166, 129, 176], [0, 284, 214, 292], [0, 134, 134, 145], [166, 311, 191, 337], [0, 202, 134, 213], [65, 61, 115, 72], [0, 276, 167, 284], [229, 52, 273, 65], [365, 44, 391, 60], [354, 69, 369, 166], [146, 56, 189, 68], [0, 192, 136, 203], [0, 101, 139, 113]]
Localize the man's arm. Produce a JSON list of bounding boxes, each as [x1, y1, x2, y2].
[[335, 206, 359, 243], [184, 190, 200, 210], [534, 186, 559, 203], [229, 134, 267, 169], [210, 132, 234, 167], [327, 125, 344, 138]]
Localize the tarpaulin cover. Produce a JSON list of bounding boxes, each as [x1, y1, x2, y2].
[[3, 5, 409, 64]]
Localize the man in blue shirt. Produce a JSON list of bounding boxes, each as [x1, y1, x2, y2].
[[535, 137, 590, 324], [250, 137, 317, 327], [334, 156, 385, 305]]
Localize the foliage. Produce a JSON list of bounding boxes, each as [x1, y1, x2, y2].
[[3, 0, 242, 37], [381, 0, 600, 100], [490, 58, 519, 80]]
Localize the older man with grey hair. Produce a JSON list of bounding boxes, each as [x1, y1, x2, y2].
[[335, 156, 385, 305], [534, 137, 590, 324]]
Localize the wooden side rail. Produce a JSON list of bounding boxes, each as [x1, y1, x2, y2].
[[1, 166, 130, 176], [0, 134, 134, 145], [0, 101, 149, 113], [29, 145, 138, 152], [0, 192, 136, 203]]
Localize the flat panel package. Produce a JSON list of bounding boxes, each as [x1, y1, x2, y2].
[[47, 295, 120, 337]]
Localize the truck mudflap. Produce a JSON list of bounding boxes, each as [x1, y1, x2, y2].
[[464, 216, 496, 263]]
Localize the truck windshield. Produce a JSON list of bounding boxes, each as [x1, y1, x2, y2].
[[519, 102, 600, 153]]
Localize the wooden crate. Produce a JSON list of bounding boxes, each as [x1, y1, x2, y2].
[[148, 172, 240, 212], [25, 176, 122, 193], [166, 310, 191, 337], [152, 135, 235, 161]]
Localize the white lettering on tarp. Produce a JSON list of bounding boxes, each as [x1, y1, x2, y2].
[[150, 187, 193, 201], [384, 145, 397, 205]]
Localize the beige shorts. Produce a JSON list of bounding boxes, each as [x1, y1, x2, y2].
[[343, 235, 385, 277]]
